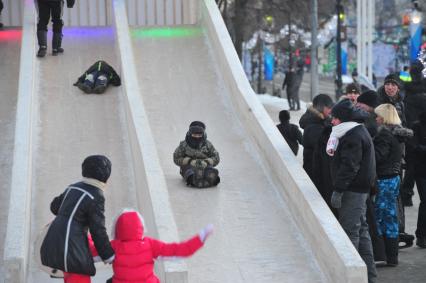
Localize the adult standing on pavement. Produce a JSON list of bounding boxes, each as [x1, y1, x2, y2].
[[377, 74, 406, 126], [401, 60, 426, 207], [328, 99, 377, 283], [299, 94, 334, 181], [41, 155, 115, 283], [373, 104, 411, 266], [412, 111, 426, 248]]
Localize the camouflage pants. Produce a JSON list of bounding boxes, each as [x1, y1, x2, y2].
[[375, 176, 400, 239], [180, 165, 220, 188]]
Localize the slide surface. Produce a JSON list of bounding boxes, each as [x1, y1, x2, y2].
[[130, 26, 326, 283]]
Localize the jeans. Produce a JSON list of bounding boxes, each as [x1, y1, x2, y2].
[[339, 191, 377, 283], [416, 177, 426, 238]]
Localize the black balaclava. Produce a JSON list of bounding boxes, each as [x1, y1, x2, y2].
[[82, 155, 112, 183], [185, 125, 206, 149]]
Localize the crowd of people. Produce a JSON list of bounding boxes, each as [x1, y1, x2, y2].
[[276, 60, 426, 283]]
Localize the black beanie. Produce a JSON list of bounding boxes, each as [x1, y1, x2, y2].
[[357, 90, 379, 108], [331, 99, 355, 122], [189, 125, 205, 135], [82, 155, 112, 183], [279, 110, 290, 123], [345, 83, 361, 94], [384, 73, 402, 88], [189, 121, 206, 130]]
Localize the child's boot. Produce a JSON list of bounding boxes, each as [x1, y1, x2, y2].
[[52, 32, 64, 56], [37, 30, 47, 58]]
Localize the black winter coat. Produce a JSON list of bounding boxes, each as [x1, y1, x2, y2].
[[331, 125, 376, 193], [412, 119, 426, 177], [75, 61, 121, 87], [312, 126, 337, 215], [41, 182, 114, 275], [277, 122, 303, 155], [404, 80, 426, 128], [374, 126, 403, 178], [299, 107, 328, 179], [377, 86, 406, 126]]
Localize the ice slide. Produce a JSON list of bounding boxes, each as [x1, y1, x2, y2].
[[3, 1, 366, 282]]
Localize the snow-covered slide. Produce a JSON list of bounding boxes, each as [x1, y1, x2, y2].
[[4, 1, 185, 282], [0, 27, 21, 279], [123, 0, 367, 282]]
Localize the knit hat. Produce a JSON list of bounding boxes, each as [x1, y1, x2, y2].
[[189, 121, 206, 130], [384, 73, 402, 88], [279, 110, 290, 123], [331, 99, 355, 122], [82, 155, 112, 183], [345, 83, 361, 94], [189, 125, 205, 135], [357, 90, 379, 108]]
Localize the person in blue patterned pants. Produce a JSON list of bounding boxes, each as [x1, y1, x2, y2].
[[373, 104, 413, 266]]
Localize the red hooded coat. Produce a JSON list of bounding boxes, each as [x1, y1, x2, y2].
[[110, 211, 203, 283]]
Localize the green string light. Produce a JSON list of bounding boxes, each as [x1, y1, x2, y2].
[[131, 27, 203, 38]]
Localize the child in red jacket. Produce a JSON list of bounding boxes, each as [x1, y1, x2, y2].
[[106, 209, 213, 283]]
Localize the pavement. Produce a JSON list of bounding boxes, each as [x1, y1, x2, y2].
[[260, 80, 426, 283]]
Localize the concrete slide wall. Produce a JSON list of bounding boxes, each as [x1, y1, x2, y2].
[[200, 0, 367, 282]]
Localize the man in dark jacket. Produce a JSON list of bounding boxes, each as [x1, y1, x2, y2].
[[356, 90, 380, 138], [377, 73, 406, 126], [282, 68, 298, 110], [299, 94, 334, 180], [401, 60, 426, 206], [412, 112, 426, 248], [41, 155, 115, 280], [329, 99, 377, 283], [74, 61, 121, 94], [276, 110, 303, 155]]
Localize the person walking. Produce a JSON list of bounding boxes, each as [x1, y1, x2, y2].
[[328, 99, 377, 282], [40, 155, 115, 283], [282, 67, 298, 111], [276, 110, 303, 155]]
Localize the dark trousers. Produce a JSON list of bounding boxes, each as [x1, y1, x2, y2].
[[416, 177, 426, 238], [0, 0, 3, 15], [339, 192, 377, 283], [402, 163, 415, 199], [36, 0, 64, 33]]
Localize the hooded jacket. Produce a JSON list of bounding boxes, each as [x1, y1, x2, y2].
[[110, 210, 204, 283], [40, 180, 114, 275]]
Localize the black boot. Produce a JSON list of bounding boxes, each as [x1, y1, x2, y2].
[[416, 237, 426, 248], [52, 33, 64, 56], [399, 232, 414, 249], [37, 30, 47, 58], [384, 237, 399, 266]]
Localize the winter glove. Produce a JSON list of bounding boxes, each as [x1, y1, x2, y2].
[[104, 255, 115, 264], [182, 157, 191, 165], [331, 191, 344, 209], [196, 160, 208, 168], [205, 158, 214, 166], [190, 159, 197, 167], [199, 224, 214, 242]]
